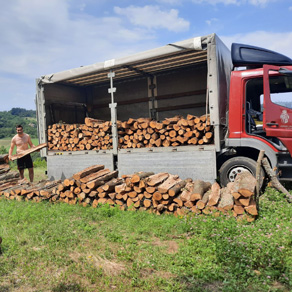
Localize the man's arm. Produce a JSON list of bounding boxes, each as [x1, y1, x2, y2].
[[27, 135, 35, 148], [8, 140, 15, 160]]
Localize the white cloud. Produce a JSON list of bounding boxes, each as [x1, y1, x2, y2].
[[191, 0, 275, 6], [248, 0, 270, 5], [192, 0, 237, 4], [154, 0, 183, 4], [0, 0, 163, 110], [206, 18, 219, 26], [114, 5, 190, 32], [0, 1, 158, 80], [221, 31, 292, 58]]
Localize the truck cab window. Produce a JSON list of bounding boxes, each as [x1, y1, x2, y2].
[[269, 75, 292, 109], [245, 78, 264, 135]]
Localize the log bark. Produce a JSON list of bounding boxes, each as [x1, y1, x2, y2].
[[217, 187, 234, 210], [0, 171, 20, 182], [168, 179, 191, 197], [232, 171, 257, 196], [73, 165, 105, 180], [192, 180, 211, 202], [207, 182, 221, 206], [244, 199, 258, 216], [80, 168, 110, 183], [262, 157, 292, 203], [196, 190, 211, 210], [0, 155, 9, 164], [157, 174, 181, 194], [102, 178, 123, 192], [180, 182, 194, 202], [130, 172, 154, 184], [86, 171, 118, 190], [146, 173, 169, 186]]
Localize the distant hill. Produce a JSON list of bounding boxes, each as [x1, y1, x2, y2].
[[0, 108, 37, 139]]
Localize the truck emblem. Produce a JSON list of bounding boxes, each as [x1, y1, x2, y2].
[[280, 110, 289, 124]]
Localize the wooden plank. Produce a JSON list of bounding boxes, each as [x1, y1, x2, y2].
[[10, 143, 47, 161]]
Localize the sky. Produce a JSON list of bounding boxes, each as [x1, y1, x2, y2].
[[0, 0, 292, 111]]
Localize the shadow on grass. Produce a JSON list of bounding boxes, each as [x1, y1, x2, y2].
[[51, 282, 85, 292], [0, 285, 9, 292]]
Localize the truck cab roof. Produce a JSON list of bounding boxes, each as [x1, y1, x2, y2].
[[232, 43, 292, 68]]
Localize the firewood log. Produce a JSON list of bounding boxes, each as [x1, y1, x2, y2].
[[0, 171, 20, 182], [130, 172, 154, 184], [233, 205, 245, 215], [244, 199, 258, 216], [86, 171, 118, 190], [232, 171, 257, 196], [153, 192, 162, 201], [168, 179, 191, 197], [73, 165, 105, 180], [157, 174, 181, 193], [196, 190, 211, 210], [0, 155, 9, 164], [180, 182, 194, 202], [217, 187, 234, 210], [191, 180, 211, 202], [80, 169, 111, 183], [146, 173, 169, 186], [173, 197, 183, 207], [102, 178, 123, 192], [207, 182, 221, 206]]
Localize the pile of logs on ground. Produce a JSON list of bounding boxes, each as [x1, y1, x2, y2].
[[0, 164, 258, 221], [0, 154, 23, 192], [47, 115, 213, 151]]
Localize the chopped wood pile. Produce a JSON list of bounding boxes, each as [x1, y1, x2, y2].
[[0, 164, 258, 221], [0, 154, 23, 192], [47, 115, 213, 151]]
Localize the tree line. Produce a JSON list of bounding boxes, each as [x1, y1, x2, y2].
[[0, 108, 38, 139]]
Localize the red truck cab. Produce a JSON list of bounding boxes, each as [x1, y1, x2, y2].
[[219, 44, 292, 185]]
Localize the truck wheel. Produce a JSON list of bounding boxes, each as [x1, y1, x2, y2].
[[219, 156, 264, 187]]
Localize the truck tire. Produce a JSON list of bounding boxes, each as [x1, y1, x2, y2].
[[219, 156, 264, 187]]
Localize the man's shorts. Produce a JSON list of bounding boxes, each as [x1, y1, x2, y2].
[[17, 154, 33, 170]]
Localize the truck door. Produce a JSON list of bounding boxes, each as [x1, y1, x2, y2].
[[263, 64, 292, 155]]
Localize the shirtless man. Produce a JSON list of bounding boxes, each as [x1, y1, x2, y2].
[[9, 125, 35, 182]]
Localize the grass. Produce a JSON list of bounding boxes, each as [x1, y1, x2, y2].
[[0, 188, 291, 292], [9, 166, 48, 182]]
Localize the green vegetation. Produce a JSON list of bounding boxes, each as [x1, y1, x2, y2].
[[0, 189, 291, 292], [0, 108, 37, 139]]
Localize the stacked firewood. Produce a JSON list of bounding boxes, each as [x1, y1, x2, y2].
[[47, 118, 112, 151], [0, 154, 23, 192], [118, 114, 212, 149], [0, 164, 258, 221], [1, 179, 61, 202], [47, 115, 213, 151]]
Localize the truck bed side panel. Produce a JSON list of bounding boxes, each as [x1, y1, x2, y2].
[[118, 145, 216, 182], [47, 152, 114, 180]]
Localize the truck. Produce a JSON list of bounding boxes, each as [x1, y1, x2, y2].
[[36, 33, 292, 185]]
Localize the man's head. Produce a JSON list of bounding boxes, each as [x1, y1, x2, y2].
[[16, 125, 23, 135]]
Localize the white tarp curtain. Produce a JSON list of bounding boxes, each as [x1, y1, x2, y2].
[[205, 34, 232, 151], [39, 35, 207, 84]]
